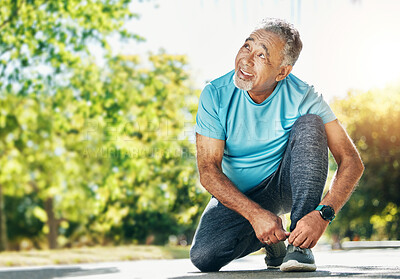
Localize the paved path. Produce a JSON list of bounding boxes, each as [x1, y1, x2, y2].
[[0, 248, 399, 279]]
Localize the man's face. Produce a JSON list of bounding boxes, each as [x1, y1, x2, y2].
[[234, 29, 286, 96]]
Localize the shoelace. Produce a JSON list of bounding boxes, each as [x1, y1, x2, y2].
[[290, 245, 307, 254]]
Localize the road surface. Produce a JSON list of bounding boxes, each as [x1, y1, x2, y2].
[[0, 248, 399, 279]]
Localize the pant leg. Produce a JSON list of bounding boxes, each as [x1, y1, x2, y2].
[[277, 114, 329, 231], [190, 176, 281, 272], [189, 197, 257, 272]]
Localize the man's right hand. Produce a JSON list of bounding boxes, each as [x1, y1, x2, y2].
[[249, 208, 290, 244]]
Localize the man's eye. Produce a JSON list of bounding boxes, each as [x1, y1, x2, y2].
[[259, 53, 265, 59], [243, 44, 250, 50]]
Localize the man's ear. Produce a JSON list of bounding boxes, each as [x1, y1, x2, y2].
[[276, 65, 293, 82]]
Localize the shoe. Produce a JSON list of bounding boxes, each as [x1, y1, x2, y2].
[[280, 244, 317, 272], [264, 241, 286, 269]]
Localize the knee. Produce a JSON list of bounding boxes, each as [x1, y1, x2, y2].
[[190, 243, 221, 272], [295, 114, 324, 128], [292, 114, 327, 142]]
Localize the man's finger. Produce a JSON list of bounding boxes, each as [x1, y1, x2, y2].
[[275, 229, 288, 241], [300, 238, 312, 249], [288, 228, 299, 243], [292, 232, 306, 247], [268, 234, 279, 244]]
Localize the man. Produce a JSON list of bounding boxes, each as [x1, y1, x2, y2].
[[190, 18, 364, 272]]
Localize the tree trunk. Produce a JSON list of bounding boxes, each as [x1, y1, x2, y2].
[[45, 197, 57, 249], [0, 184, 8, 251]]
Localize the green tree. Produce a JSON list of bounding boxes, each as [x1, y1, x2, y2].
[[327, 83, 400, 240], [1, 1, 208, 249], [0, 0, 138, 250], [67, 53, 208, 245], [0, 0, 140, 94], [93, 53, 207, 244]]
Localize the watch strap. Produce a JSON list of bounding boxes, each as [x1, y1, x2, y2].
[[315, 204, 335, 224]]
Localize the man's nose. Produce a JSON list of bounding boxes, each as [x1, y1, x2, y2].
[[243, 53, 254, 66]]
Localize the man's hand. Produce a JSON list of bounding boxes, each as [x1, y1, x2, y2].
[[250, 209, 290, 244], [288, 210, 328, 249]]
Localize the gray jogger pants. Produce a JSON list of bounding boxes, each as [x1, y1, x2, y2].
[[190, 114, 329, 272]]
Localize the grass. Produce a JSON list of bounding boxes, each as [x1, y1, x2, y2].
[[0, 245, 190, 267]]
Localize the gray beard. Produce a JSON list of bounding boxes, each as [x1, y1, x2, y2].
[[234, 70, 254, 91]]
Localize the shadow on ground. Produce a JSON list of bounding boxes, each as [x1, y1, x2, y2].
[[170, 265, 400, 279], [0, 266, 119, 279]]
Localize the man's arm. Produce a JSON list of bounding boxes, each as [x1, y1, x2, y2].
[[288, 119, 364, 248], [196, 133, 289, 244]]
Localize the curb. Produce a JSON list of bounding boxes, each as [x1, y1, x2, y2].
[[341, 241, 400, 250]]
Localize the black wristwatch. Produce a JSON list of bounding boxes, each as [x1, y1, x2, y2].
[[315, 205, 335, 224]]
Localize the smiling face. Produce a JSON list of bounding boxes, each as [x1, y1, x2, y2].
[[234, 29, 292, 102]]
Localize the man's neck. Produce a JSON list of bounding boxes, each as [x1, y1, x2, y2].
[[247, 84, 277, 104]]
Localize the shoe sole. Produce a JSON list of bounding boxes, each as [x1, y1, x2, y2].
[[280, 260, 317, 272], [267, 265, 281, 269]]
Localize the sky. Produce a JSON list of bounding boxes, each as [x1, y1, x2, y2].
[[115, 0, 400, 101]]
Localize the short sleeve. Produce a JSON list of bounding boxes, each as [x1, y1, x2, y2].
[[195, 84, 226, 140], [299, 86, 337, 124]]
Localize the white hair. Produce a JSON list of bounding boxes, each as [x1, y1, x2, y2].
[[255, 18, 303, 66]]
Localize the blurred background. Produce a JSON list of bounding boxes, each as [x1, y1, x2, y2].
[[0, 0, 399, 262]]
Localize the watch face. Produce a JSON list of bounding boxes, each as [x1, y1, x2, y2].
[[321, 206, 335, 220]]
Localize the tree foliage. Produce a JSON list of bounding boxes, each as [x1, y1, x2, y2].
[[0, 0, 208, 250], [0, 0, 139, 93], [327, 84, 400, 240]]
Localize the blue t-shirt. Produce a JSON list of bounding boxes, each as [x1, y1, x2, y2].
[[195, 70, 337, 192]]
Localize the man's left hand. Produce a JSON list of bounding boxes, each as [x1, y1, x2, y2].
[[288, 211, 329, 249]]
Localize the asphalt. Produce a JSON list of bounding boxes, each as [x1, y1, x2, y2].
[[0, 248, 399, 279]]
